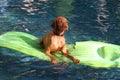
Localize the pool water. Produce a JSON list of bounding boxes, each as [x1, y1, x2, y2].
[[0, 0, 120, 80]]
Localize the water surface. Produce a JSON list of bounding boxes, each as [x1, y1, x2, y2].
[[0, 0, 120, 80]]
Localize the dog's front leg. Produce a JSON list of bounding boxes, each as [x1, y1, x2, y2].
[[45, 48, 57, 64], [61, 46, 80, 63]]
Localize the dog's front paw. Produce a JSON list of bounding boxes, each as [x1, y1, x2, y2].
[[73, 59, 80, 63], [52, 60, 58, 65]]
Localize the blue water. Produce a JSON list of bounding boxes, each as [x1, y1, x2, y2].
[[0, 0, 120, 80]]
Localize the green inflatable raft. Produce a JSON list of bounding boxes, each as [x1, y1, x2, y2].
[[0, 31, 120, 68]]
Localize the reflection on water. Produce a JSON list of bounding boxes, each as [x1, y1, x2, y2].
[[21, 0, 39, 15], [51, 0, 74, 17], [0, 0, 8, 18], [0, 0, 120, 80], [21, 0, 48, 15], [96, 0, 109, 33]]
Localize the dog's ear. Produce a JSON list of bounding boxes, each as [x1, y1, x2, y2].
[[51, 18, 58, 30]]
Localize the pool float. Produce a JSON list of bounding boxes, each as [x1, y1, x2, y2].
[[0, 31, 120, 68]]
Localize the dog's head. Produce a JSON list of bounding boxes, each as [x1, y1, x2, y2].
[[51, 16, 68, 35]]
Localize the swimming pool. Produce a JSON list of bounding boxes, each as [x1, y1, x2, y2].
[[0, 0, 120, 80]]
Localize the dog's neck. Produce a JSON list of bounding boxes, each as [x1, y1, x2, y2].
[[52, 30, 64, 36]]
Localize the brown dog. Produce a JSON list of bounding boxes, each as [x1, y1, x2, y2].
[[40, 16, 80, 64]]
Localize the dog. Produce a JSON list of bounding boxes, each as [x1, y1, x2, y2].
[[40, 16, 80, 64]]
